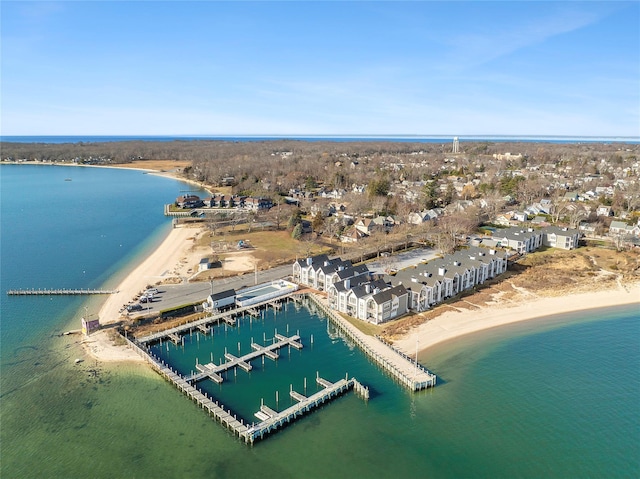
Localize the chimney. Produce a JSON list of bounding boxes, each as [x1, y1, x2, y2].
[[411, 277, 418, 283], [365, 284, 371, 293], [324, 260, 330, 267], [306, 257, 312, 266], [438, 267, 446, 276], [344, 278, 350, 289], [489, 249, 496, 255]]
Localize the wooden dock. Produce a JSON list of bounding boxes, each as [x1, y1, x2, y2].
[[243, 375, 363, 443], [137, 293, 299, 344], [7, 288, 118, 296], [124, 339, 250, 440], [185, 333, 303, 383], [122, 332, 369, 445], [306, 294, 437, 391]]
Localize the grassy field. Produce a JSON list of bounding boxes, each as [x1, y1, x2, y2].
[[198, 228, 334, 269]]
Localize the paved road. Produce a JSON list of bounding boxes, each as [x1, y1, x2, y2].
[[136, 264, 292, 314], [133, 247, 437, 315]]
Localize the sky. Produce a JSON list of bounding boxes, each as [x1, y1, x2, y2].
[[1, 1, 639, 137]]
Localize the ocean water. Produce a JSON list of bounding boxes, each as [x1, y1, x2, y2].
[[2, 135, 639, 144], [1, 165, 639, 478]]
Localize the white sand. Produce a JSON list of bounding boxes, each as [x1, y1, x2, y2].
[[393, 282, 640, 355], [86, 224, 259, 362], [97, 225, 206, 325], [84, 225, 207, 362]]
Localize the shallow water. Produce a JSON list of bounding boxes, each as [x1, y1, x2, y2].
[[1, 165, 638, 478]]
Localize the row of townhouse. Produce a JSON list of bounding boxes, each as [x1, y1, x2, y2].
[[292, 255, 369, 292], [175, 194, 274, 210], [204, 194, 273, 211], [327, 277, 409, 325], [292, 255, 408, 324], [489, 226, 580, 253], [385, 246, 509, 312]]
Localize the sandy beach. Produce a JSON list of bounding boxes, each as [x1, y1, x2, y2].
[[97, 225, 206, 325], [393, 282, 640, 355]]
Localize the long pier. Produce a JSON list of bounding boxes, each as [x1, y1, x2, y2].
[[306, 294, 437, 391], [185, 334, 302, 383], [124, 338, 251, 440], [7, 288, 118, 296]]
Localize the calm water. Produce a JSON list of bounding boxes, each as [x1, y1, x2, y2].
[[1, 164, 639, 478]]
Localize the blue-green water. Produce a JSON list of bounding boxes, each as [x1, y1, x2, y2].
[[1, 165, 639, 478]]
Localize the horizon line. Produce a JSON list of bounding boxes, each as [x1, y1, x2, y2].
[[2, 134, 639, 140]]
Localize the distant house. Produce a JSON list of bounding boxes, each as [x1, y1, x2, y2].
[[340, 226, 368, 243], [610, 220, 640, 237], [198, 257, 212, 272], [596, 205, 613, 217], [513, 211, 529, 222]]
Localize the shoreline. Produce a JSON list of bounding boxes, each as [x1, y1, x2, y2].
[[82, 223, 207, 363], [393, 282, 640, 356]]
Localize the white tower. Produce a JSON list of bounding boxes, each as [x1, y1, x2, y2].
[[452, 137, 459, 154]]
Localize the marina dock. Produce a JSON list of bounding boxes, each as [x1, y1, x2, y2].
[[137, 295, 292, 344], [123, 335, 367, 444], [306, 294, 437, 391], [244, 375, 365, 443], [185, 333, 303, 383]]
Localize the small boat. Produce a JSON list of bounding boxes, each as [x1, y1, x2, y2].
[[64, 178, 72, 181], [74, 358, 83, 364]]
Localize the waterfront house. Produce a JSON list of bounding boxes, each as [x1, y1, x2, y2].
[[176, 194, 202, 209], [326, 278, 408, 324]]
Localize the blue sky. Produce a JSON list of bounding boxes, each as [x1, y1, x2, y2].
[[1, 1, 638, 137]]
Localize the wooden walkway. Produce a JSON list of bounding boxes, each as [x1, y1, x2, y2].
[[306, 294, 437, 391], [137, 295, 294, 344], [7, 288, 117, 296], [124, 335, 367, 445], [185, 334, 302, 383], [243, 375, 368, 443]]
